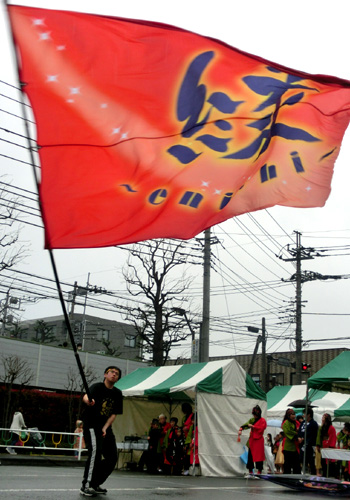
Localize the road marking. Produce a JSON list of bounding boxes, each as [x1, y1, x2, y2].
[[0, 486, 281, 493]]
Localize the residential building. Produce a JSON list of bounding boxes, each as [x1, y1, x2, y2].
[[13, 314, 141, 360]]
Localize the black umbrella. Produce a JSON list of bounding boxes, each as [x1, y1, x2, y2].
[[288, 399, 317, 408]]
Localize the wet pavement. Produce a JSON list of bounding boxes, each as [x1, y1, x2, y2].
[[0, 463, 329, 500]]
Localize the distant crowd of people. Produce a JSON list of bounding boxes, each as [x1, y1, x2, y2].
[[239, 404, 350, 479], [272, 408, 350, 479], [137, 403, 199, 475]]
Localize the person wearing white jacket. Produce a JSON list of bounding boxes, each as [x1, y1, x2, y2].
[[6, 407, 26, 455]]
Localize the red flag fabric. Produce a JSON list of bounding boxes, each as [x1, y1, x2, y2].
[[8, 5, 350, 249]]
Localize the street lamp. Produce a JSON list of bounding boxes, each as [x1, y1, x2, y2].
[[247, 318, 267, 392], [172, 307, 198, 363]]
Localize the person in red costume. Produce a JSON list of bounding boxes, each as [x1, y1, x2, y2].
[[316, 413, 337, 478], [238, 405, 267, 476]]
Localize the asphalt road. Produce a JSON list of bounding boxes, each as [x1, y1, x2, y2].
[[0, 465, 334, 500]]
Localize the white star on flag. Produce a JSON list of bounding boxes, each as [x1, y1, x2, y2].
[[39, 31, 51, 41], [32, 18, 45, 26], [47, 75, 58, 82]]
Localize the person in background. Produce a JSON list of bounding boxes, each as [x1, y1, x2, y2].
[[298, 408, 318, 475], [181, 403, 193, 429], [163, 417, 179, 473], [336, 422, 350, 479], [266, 433, 273, 451], [182, 421, 191, 476], [238, 405, 267, 477], [80, 366, 123, 497], [74, 420, 85, 458], [296, 413, 304, 427], [274, 431, 284, 473], [282, 409, 301, 474], [6, 407, 26, 455], [146, 418, 161, 474], [158, 414, 171, 472], [137, 421, 152, 472], [264, 433, 275, 473], [185, 413, 199, 474], [172, 427, 185, 475], [316, 413, 337, 478]]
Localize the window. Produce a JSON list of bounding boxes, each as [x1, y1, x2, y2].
[[124, 335, 136, 348], [97, 328, 109, 341]]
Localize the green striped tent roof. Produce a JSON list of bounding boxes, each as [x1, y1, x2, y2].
[[308, 351, 350, 392], [116, 358, 266, 401], [268, 384, 350, 421]]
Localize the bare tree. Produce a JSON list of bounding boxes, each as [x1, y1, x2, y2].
[[7, 322, 28, 339], [32, 319, 56, 344], [97, 339, 121, 356], [0, 179, 29, 330], [0, 182, 26, 273], [65, 364, 98, 427], [122, 239, 199, 366], [65, 364, 98, 394], [0, 354, 34, 427]]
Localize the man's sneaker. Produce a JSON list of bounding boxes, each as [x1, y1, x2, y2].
[[80, 486, 97, 497], [94, 486, 107, 494], [6, 447, 17, 455]]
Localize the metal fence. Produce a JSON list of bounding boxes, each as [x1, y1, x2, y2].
[[0, 427, 86, 460]]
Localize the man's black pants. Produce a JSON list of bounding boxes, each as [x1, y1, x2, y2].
[[83, 428, 118, 488], [283, 450, 301, 474], [300, 445, 316, 475]]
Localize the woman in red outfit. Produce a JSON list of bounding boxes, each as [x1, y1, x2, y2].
[[238, 405, 267, 475], [316, 413, 337, 478]]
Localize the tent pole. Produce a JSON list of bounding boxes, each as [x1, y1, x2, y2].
[[302, 383, 309, 474], [192, 392, 197, 476]]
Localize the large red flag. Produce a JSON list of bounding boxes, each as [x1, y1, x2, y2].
[[8, 5, 350, 249]]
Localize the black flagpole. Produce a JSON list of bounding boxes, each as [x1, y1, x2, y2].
[[6, 2, 92, 401], [47, 250, 92, 401]]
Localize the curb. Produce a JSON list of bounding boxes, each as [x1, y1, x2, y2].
[[0, 453, 86, 467]]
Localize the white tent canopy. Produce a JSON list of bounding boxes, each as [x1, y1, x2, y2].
[[114, 358, 266, 477]]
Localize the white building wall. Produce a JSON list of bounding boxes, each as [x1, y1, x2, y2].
[[0, 337, 145, 391]]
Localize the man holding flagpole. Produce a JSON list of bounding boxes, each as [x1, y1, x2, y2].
[[81, 366, 123, 497]]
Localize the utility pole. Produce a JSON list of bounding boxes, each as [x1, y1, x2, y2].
[[200, 228, 211, 362], [67, 278, 107, 347], [261, 317, 266, 392], [68, 281, 78, 322], [280, 231, 345, 383], [81, 273, 90, 350], [1, 290, 10, 336], [295, 232, 303, 384], [1, 290, 20, 337], [280, 231, 314, 384]]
